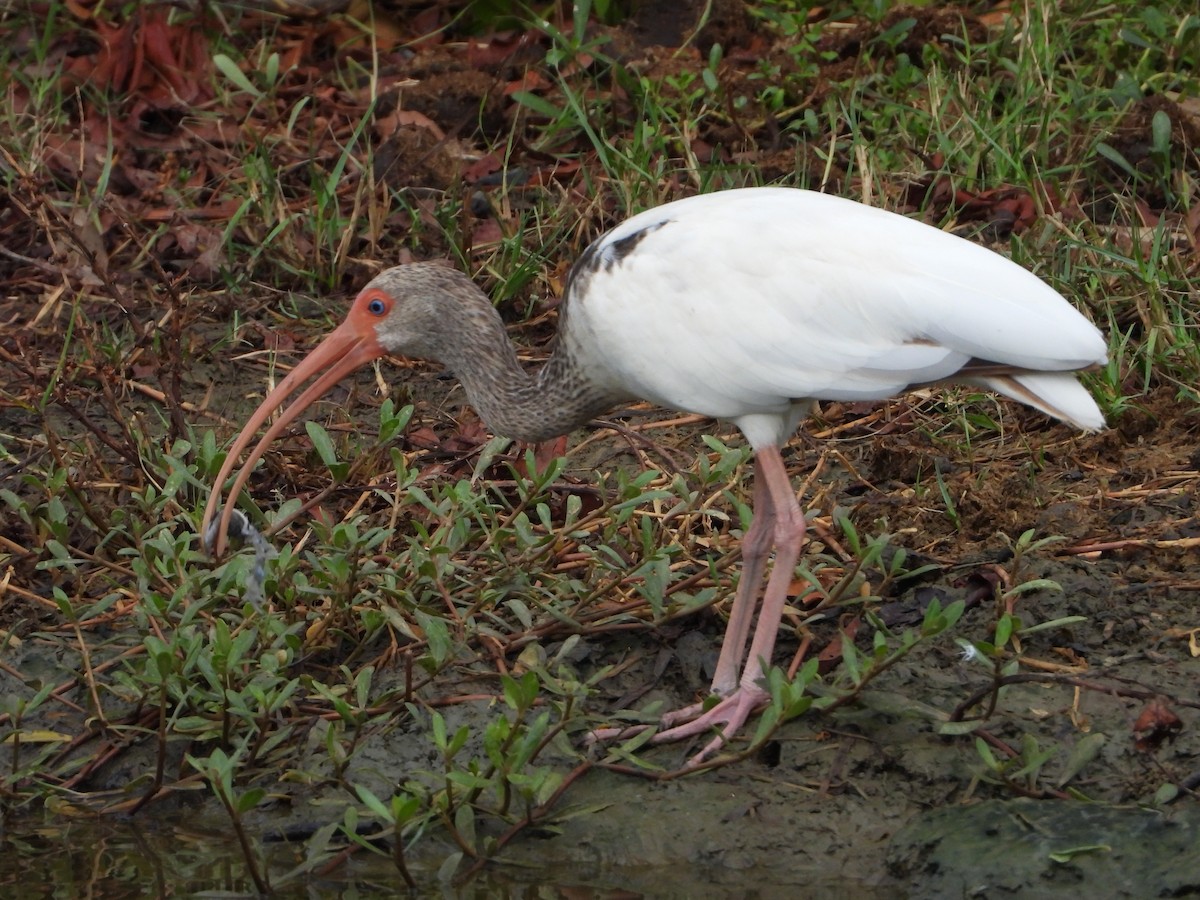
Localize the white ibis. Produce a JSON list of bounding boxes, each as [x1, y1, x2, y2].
[[203, 186, 1107, 766]]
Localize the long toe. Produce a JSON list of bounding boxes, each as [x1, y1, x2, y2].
[[584, 722, 656, 746], [650, 684, 771, 768]]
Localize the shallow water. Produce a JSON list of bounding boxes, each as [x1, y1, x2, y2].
[[6, 797, 1196, 898], [0, 812, 898, 898]]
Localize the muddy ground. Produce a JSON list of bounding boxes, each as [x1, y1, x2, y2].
[[12, 373, 1199, 897], [243, 388, 1197, 895], [282, 386, 1200, 896]]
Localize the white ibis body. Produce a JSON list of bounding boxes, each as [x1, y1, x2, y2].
[[203, 187, 1107, 766]]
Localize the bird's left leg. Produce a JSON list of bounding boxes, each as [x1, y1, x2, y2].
[[582, 475, 775, 749], [652, 466, 776, 729], [705, 469, 776, 696], [650, 446, 806, 767]]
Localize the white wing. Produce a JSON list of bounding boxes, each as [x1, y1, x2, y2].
[[563, 188, 1106, 442]]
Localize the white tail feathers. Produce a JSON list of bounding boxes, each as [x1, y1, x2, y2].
[[970, 372, 1106, 432]]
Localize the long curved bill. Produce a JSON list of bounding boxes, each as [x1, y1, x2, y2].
[[202, 318, 384, 557]]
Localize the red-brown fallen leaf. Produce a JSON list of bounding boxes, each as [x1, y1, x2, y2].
[[816, 633, 844, 675], [463, 153, 504, 184], [374, 108, 446, 141], [1132, 697, 1183, 752], [62, 19, 129, 93], [247, 323, 298, 355], [556, 52, 597, 78], [690, 138, 722, 165], [726, 35, 771, 63], [469, 219, 504, 248], [141, 200, 244, 223], [815, 616, 862, 675], [525, 159, 583, 186], [447, 416, 490, 451], [503, 69, 552, 96], [59, 6, 212, 122], [277, 40, 306, 74], [342, 0, 406, 52], [409, 7, 445, 47], [170, 222, 205, 255], [920, 158, 956, 210], [136, 13, 193, 99], [64, 0, 94, 18], [785, 576, 822, 602], [311, 504, 335, 532], [1049, 184, 1088, 223], [170, 223, 226, 280], [442, 435, 482, 456], [1134, 198, 1161, 228], [531, 436, 569, 475], [954, 186, 1038, 233], [40, 114, 119, 182], [1187, 203, 1200, 253], [978, 1, 1015, 29], [911, 154, 1075, 235], [407, 427, 442, 451]]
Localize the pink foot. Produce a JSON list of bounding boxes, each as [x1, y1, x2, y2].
[[651, 685, 770, 768], [583, 697, 718, 748], [588, 447, 803, 770], [587, 685, 770, 769]]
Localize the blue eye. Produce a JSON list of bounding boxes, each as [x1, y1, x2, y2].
[[367, 298, 386, 315]]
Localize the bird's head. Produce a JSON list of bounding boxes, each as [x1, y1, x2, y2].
[[201, 262, 468, 557]]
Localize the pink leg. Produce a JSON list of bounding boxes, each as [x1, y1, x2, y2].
[[650, 446, 806, 766], [648, 471, 776, 729], [706, 469, 775, 696]]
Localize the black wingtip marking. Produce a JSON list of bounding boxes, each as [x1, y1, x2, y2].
[[604, 220, 667, 267], [567, 219, 671, 296]]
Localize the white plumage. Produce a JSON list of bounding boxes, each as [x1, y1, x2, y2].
[[204, 186, 1106, 768], [566, 188, 1105, 448]]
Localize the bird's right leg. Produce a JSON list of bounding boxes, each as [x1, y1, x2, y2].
[[648, 447, 805, 766], [583, 456, 776, 745], [655, 471, 775, 727], [585, 449, 804, 765]]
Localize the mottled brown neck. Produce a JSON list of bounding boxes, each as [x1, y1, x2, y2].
[[486, 349, 624, 442], [423, 282, 624, 442]]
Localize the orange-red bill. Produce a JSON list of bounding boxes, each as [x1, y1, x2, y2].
[[202, 317, 384, 557]]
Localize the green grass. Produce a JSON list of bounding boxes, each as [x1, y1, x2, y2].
[[1, 0, 1198, 887]]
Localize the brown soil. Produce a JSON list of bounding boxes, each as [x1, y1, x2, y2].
[[321, 381, 1200, 895]]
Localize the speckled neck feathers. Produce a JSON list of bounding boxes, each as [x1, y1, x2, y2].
[[364, 263, 623, 442]]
